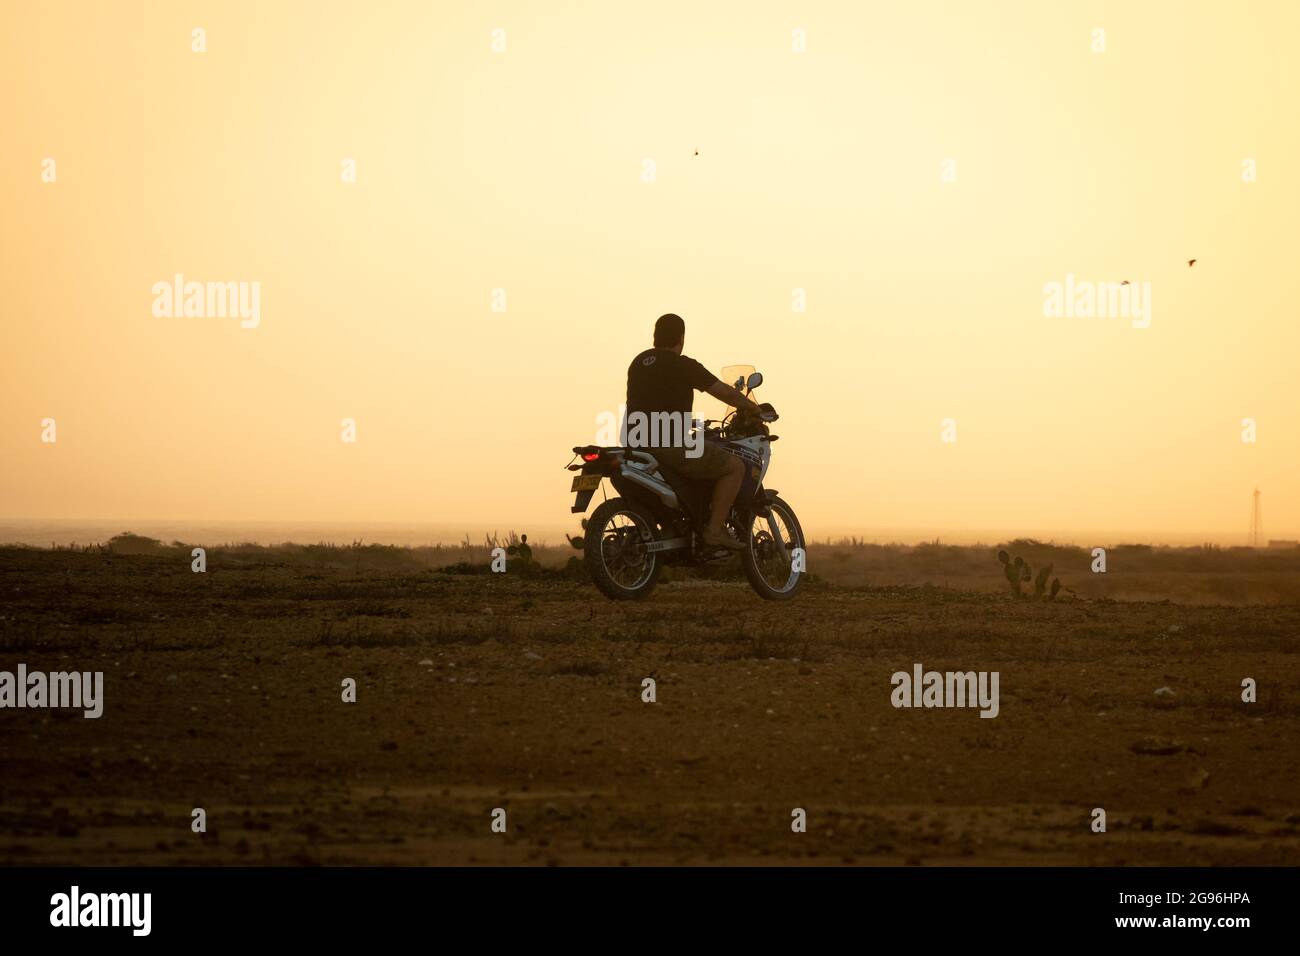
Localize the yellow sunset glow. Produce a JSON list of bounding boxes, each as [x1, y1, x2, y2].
[[3, 1, 1297, 543]]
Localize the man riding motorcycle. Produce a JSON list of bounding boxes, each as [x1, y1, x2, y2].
[[625, 313, 764, 552]]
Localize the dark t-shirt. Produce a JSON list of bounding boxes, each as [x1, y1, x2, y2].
[[624, 348, 719, 447]]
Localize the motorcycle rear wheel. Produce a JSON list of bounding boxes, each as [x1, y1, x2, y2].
[[584, 498, 663, 600]]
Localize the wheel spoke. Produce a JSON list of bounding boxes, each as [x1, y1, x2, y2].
[[599, 511, 655, 589], [766, 513, 791, 561], [750, 504, 801, 593]]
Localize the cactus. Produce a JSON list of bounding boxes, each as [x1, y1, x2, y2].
[[997, 550, 1066, 600], [999, 551, 1024, 595], [506, 533, 535, 564], [1034, 563, 1053, 598]]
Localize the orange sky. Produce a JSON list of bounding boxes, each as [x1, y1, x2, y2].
[[2, 1, 1297, 544]]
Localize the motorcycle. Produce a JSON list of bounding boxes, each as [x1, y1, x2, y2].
[[565, 366, 805, 601]]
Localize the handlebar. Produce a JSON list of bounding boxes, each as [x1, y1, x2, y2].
[[698, 403, 779, 440]]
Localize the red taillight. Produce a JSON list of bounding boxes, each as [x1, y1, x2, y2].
[[582, 452, 601, 462]]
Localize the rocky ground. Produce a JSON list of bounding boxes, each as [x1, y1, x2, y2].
[[1, 547, 1297, 865]]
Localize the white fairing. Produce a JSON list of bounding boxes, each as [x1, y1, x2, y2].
[[619, 452, 679, 509], [731, 435, 771, 482]]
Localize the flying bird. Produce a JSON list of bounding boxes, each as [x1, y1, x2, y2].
[[693, 149, 699, 157], [1187, 259, 1197, 267], [1120, 280, 1130, 285]]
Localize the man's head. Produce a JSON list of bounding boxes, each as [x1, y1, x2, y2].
[[654, 313, 685, 353]]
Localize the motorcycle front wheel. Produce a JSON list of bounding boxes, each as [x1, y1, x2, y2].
[[742, 495, 805, 600]]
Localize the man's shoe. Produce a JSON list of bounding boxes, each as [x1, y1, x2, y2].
[[700, 528, 745, 553]]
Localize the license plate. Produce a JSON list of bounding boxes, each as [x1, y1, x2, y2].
[[571, 475, 601, 492]]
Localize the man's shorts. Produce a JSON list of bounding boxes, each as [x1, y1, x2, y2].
[[651, 443, 734, 480]]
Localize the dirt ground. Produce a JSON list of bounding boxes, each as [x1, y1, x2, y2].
[[1, 547, 1298, 865]]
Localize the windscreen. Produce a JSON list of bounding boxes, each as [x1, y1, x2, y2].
[[696, 364, 759, 422]]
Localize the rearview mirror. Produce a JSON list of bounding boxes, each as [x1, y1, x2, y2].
[[746, 371, 763, 391]]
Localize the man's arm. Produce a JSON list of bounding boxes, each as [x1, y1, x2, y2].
[[705, 380, 761, 414]]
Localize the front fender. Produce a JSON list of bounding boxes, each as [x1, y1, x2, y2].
[[751, 487, 778, 517]]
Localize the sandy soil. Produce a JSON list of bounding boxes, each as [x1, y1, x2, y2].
[[1, 548, 1297, 865]]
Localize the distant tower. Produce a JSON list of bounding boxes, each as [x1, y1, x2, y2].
[[1249, 487, 1263, 547]]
